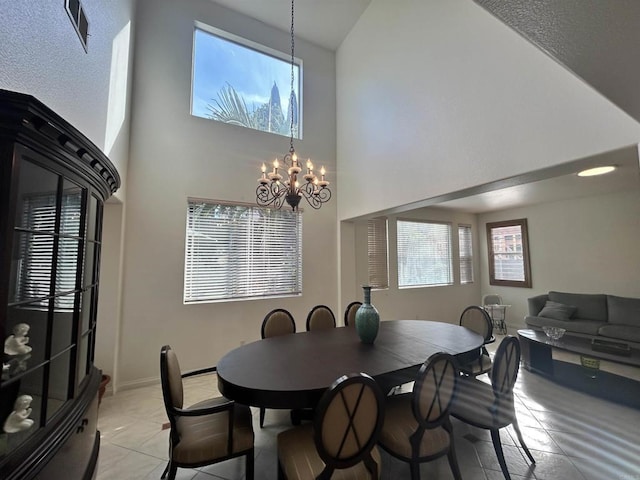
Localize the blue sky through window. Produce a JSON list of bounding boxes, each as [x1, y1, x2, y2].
[[192, 27, 300, 137]]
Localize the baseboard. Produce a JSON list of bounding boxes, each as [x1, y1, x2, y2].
[[115, 376, 161, 392]]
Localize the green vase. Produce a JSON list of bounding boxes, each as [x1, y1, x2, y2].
[[355, 286, 380, 344]]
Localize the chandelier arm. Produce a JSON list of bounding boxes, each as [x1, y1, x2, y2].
[[256, 183, 287, 209], [298, 182, 331, 209]]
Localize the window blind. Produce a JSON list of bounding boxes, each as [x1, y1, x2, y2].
[[184, 200, 302, 303], [397, 220, 452, 287], [367, 217, 388, 289], [458, 224, 474, 284], [16, 191, 82, 310]]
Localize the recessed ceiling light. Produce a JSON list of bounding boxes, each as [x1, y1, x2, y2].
[[577, 166, 616, 177]]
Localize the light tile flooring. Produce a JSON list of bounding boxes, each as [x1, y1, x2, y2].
[[96, 338, 640, 480]]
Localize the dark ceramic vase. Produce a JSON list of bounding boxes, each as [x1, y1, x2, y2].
[[355, 286, 380, 344]]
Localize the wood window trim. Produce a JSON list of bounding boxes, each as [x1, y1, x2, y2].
[[486, 218, 532, 288]]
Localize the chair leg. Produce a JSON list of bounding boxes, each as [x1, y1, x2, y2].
[[490, 428, 511, 480], [277, 459, 286, 480], [447, 444, 463, 480], [246, 449, 255, 480], [512, 417, 536, 464], [259, 407, 266, 428], [160, 461, 169, 479], [409, 460, 421, 480]]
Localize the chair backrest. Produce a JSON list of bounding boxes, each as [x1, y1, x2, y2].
[[306, 305, 336, 331], [344, 301, 362, 327], [313, 373, 385, 475], [490, 335, 521, 399], [460, 306, 493, 343], [482, 294, 503, 306], [160, 345, 184, 411], [261, 308, 296, 338], [412, 353, 458, 429]]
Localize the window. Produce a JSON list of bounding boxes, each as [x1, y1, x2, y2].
[[397, 220, 452, 287], [191, 23, 301, 138], [458, 224, 474, 284], [184, 200, 302, 303], [486, 219, 531, 287], [367, 217, 389, 289]]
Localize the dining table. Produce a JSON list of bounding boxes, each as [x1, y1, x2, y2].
[[216, 319, 484, 410]]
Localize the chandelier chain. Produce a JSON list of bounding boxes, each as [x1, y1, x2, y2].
[[289, 0, 295, 153]]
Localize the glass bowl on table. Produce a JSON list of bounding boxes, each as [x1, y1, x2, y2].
[[542, 326, 566, 341]]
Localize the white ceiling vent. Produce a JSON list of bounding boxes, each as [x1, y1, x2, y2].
[[65, 0, 89, 52]]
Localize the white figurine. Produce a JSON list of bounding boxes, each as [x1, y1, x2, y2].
[[3, 395, 35, 433], [4, 323, 32, 355]]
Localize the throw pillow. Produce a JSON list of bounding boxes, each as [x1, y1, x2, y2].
[[538, 300, 577, 321]]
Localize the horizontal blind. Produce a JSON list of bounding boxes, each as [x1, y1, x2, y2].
[[397, 220, 452, 287], [458, 224, 474, 284], [184, 201, 302, 303], [490, 225, 524, 281], [16, 191, 81, 310], [367, 217, 388, 289]]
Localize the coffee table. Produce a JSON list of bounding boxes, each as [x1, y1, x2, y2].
[[518, 329, 640, 409]]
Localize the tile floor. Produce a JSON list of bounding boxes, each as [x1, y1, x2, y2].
[[96, 337, 640, 480]]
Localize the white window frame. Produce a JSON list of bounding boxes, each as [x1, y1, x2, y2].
[[367, 217, 389, 289], [184, 199, 302, 303], [191, 22, 303, 138], [458, 224, 474, 285], [396, 219, 453, 288]]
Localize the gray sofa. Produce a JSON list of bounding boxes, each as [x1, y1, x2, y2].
[[525, 291, 640, 344]]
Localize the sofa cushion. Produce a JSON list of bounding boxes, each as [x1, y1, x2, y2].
[[525, 316, 604, 335], [548, 291, 608, 322], [598, 324, 640, 343], [538, 301, 576, 321], [607, 295, 640, 328]]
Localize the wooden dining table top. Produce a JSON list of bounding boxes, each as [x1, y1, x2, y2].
[[216, 319, 484, 409]]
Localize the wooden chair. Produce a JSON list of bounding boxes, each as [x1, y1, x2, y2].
[[160, 345, 254, 480], [277, 373, 385, 479], [344, 301, 362, 327], [450, 336, 535, 480], [458, 305, 494, 376], [261, 308, 296, 339], [259, 309, 296, 427], [306, 305, 336, 331], [378, 352, 461, 480]]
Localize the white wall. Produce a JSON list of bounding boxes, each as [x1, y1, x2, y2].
[[336, 0, 640, 221], [348, 208, 481, 325], [0, 0, 134, 197], [478, 189, 640, 330], [118, 0, 337, 387]]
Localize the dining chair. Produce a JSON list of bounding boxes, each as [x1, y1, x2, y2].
[[343, 301, 362, 327], [160, 345, 255, 480], [482, 294, 503, 306], [277, 372, 385, 479], [306, 304, 336, 331], [259, 308, 296, 427], [458, 305, 494, 376], [378, 352, 461, 480], [482, 294, 508, 334], [450, 336, 535, 480]]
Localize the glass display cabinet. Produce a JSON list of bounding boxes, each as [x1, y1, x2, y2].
[[0, 90, 120, 479]]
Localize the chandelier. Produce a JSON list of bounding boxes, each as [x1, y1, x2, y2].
[[256, 0, 331, 211]]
